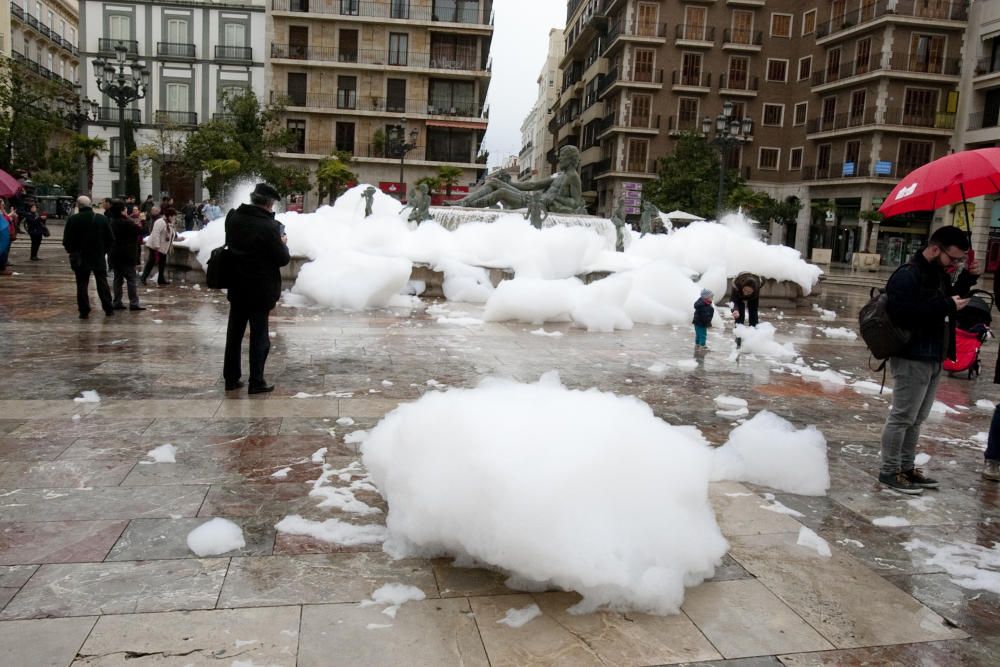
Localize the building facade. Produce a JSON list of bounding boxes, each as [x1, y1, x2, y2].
[[267, 0, 494, 208], [552, 0, 972, 265], [9, 0, 80, 91], [519, 27, 564, 181], [79, 0, 267, 201]]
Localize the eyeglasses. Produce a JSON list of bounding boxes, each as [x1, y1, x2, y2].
[[944, 251, 967, 263]]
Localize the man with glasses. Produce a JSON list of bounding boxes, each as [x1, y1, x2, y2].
[[878, 225, 978, 494]]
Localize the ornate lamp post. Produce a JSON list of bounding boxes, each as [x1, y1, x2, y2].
[[391, 117, 420, 194], [701, 100, 753, 219], [56, 89, 99, 195], [93, 44, 149, 197]]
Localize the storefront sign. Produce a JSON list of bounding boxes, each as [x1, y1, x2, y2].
[[874, 161, 892, 176]]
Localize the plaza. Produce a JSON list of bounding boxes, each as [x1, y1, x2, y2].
[[0, 226, 997, 666]]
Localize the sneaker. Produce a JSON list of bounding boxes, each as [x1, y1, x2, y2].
[[984, 460, 1000, 482], [902, 468, 939, 489], [878, 471, 924, 495]]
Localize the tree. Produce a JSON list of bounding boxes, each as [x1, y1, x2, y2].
[[416, 175, 441, 193], [315, 152, 357, 205], [71, 135, 108, 197], [0, 58, 72, 173], [132, 122, 188, 195], [643, 132, 744, 219], [436, 165, 464, 197], [202, 159, 241, 199]]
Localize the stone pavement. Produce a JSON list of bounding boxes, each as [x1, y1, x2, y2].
[[0, 235, 998, 666]]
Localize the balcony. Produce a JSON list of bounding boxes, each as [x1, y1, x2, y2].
[[216, 45, 253, 61], [968, 111, 999, 132], [722, 28, 762, 50], [675, 24, 715, 47], [811, 52, 961, 89], [668, 115, 703, 134], [97, 107, 141, 124], [806, 107, 956, 135], [270, 0, 491, 26], [597, 66, 664, 98], [816, 0, 967, 41], [270, 44, 486, 74], [158, 42, 196, 59], [803, 160, 932, 181], [597, 111, 660, 138], [11, 3, 23, 20], [99, 38, 139, 56], [155, 110, 198, 126], [603, 18, 668, 56], [26, 15, 38, 31], [718, 74, 759, 95], [272, 91, 485, 117], [672, 69, 712, 91]]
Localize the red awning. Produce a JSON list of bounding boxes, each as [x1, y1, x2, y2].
[[425, 120, 487, 130]]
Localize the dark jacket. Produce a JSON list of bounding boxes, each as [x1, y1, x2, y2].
[[108, 214, 143, 266], [731, 272, 762, 304], [886, 250, 977, 362], [24, 212, 45, 238], [692, 297, 715, 327], [63, 207, 114, 271], [224, 203, 290, 310]]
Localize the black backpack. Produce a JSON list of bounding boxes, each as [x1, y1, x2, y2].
[[205, 245, 232, 289], [858, 268, 909, 390]]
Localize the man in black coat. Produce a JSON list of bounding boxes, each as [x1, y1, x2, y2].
[[223, 183, 290, 394], [879, 225, 976, 494], [63, 195, 115, 319], [107, 199, 145, 311]]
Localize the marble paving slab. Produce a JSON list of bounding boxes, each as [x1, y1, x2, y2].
[[213, 398, 341, 419], [106, 517, 276, 561], [0, 485, 208, 521], [298, 598, 487, 667], [141, 418, 282, 438], [0, 400, 99, 419], [709, 481, 805, 536], [74, 605, 301, 666], [0, 558, 229, 619], [433, 559, 513, 598], [87, 399, 223, 419], [217, 553, 437, 608], [0, 520, 128, 565], [728, 532, 968, 648], [0, 437, 77, 462], [0, 460, 136, 488], [338, 397, 404, 418], [0, 616, 97, 666]]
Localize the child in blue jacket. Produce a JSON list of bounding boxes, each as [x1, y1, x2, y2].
[[693, 288, 714, 348]]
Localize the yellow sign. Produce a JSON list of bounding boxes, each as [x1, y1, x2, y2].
[[953, 201, 976, 232]]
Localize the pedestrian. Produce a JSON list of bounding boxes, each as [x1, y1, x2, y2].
[[140, 194, 154, 216], [124, 195, 136, 216], [730, 272, 762, 327], [0, 200, 12, 276], [693, 288, 714, 349], [140, 207, 175, 286], [205, 199, 224, 221], [223, 183, 290, 394], [182, 199, 196, 232], [878, 225, 978, 494], [107, 199, 146, 311], [24, 203, 48, 261], [63, 195, 115, 318]]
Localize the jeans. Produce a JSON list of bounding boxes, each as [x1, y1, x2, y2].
[[224, 304, 272, 386], [112, 263, 140, 307], [880, 357, 942, 475], [695, 325, 708, 346], [141, 249, 168, 284], [29, 234, 42, 259], [986, 405, 1000, 461], [734, 297, 759, 327], [74, 266, 113, 315]]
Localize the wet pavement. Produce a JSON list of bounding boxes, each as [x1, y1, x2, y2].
[[1, 233, 998, 666]]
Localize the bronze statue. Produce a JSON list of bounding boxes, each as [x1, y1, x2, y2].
[[407, 183, 433, 224], [610, 198, 628, 252], [363, 186, 376, 217], [447, 145, 586, 214], [524, 192, 549, 229], [639, 200, 659, 237]]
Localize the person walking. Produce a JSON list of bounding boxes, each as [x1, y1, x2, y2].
[[63, 195, 115, 318], [0, 200, 11, 276], [107, 199, 145, 311], [223, 183, 290, 394], [140, 194, 155, 216], [140, 207, 175, 286], [692, 288, 714, 349], [25, 204, 47, 261], [878, 225, 978, 494]]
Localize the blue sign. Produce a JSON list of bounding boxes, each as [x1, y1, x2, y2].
[[875, 161, 892, 175], [843, 162, 855, 176]]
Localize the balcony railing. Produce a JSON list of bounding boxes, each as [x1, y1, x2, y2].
[[26, 15, 38, 30], [722, 28, 763, 46], [968, 111, 1000, 131], [668, 115, 702, 133], [807, 107, 956, 133], [158, 42, 196, 58], [672, 69, 712, 88], [604, 18, 668, 48], [718, 74, 759, 91], [97, 107, 141, 123], [811, 52, 961, 86], [975, 56, 1000, 76], [675, 24, 716, 42], [804, 160, 931, 181], [270, 43, 484, 72], [11, 3, 23, 20], [816, 0, 967, 39], [99, 38, 139, 55], [271, 0, 488, 25], [271, 90, 485, 117], [156, 110, 198, 126], [216, 45, 253, 61]]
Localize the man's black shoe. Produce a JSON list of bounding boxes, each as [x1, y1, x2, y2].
[[129, 305, 146, 311], [248, 383, 275, 395], [225, 380, 245, 391], [902, 468, 939, 489], [79, 311, 89, 319], [140, 277, 147, 286], [104, 310, 114, 317], [158, 281, 171, 286], [113, 304, 127, 310], [878, 471, 924, 495]]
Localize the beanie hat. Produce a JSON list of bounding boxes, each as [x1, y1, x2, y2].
[[700, 288, 713, 298]]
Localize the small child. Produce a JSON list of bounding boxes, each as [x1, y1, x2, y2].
[[693, 288, 714, 348]]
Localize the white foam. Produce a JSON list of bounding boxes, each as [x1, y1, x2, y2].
[[497, 603, 542, 628], [873, 516, 911, 527], [274, 515, 387, 545], [796, 527, 832, 558], [186, 518, 245, 556]]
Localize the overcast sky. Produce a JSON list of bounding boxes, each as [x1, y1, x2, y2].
[[482, 1, 567, 168]]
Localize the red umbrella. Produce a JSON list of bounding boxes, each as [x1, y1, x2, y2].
[[879, 148, 1000, 223], [0, 168, 24, 198]]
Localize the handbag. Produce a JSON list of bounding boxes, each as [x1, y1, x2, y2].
[[41, 224, 51, 238], [206, 245, 232, 289]]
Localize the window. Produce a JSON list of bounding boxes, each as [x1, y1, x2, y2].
[[793, 101, 808, 126], [47, 51, 53, 72], [336, 122, 355, 153], [826, 48, 841, 81], [386, 78, 406, 112], [431, 34, 477, 69], [626, 138, 649, 173], [681, 52, 702, 86], [167, 19, 189, 44], [47, 10, 53, 28], [426, 127, 473, 162], [845, 140, 861, 167], [798, 56, 812, 81], [70, 27, 76, 46], [762, 103, 784, 127], [429, 79, 475, 116], [165, 82, 189, 111], [731, 10, 754, 44], [728, 56, 749, 90], [758, 147, 779, 170], [337, 75, 357, 109], [389, 33, 409, 66], [339, 29, 359, 61], [766, 59, 787, 82], [899, 140, 933, 175], [287, 120, 306, 153], [910, 34, 945, 74], [340, 0, 360, 15], [632, 49, 655, 82], [821, 97, 837, 128], [817, 144, 832, 175], [684, 5, 707, 40], [849, 89, 866, 124], [856, 38, 872, 74], [110, 137, 122, 171], [630, 94, 652, 127], [903, 88, 938, 125], [789, 147, 803, 170], [391, 0, 410, 19], [770, 13, 792, 38], [109, 15, 131, 40], [223, 23, 246, 47], [636, 3, 659, 37], [286, 72, 307, 106], [861, 0, 877, 21], [678, 97, 699, 131], [831, 0, 846, 25], [802, 9, 816, 35], [60, 19, 66, 38]]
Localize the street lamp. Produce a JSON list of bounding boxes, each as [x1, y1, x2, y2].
[[57, 88, 99, 195], [391, 117, 420, 194], [701, 100, 753, 219], [93, 44, 149, 198]]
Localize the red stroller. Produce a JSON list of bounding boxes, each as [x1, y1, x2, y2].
[[944, 289, 993, 378]]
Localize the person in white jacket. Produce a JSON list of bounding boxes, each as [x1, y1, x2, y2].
[[140, 207, 175, 286]]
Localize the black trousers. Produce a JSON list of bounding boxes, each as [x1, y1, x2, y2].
[[74, 266, 113, 315], [734, 297, 759, 327], [29, 234, 42, 259], [224, 303, 272, 385], [112, 263, 140, 307], [141, 249, 168, 284]]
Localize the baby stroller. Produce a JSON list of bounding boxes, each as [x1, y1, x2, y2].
[[944, 289, 993, 378]]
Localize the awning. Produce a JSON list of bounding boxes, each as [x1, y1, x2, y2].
[[425, 120, 487, 130]]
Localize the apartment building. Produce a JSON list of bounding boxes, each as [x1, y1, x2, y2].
[[519, 27, 565, 181], [552, 0, 969, 264], [267, 0, 493, 207], [79, 0, 267, 200], [9, 0, 80, 91]]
